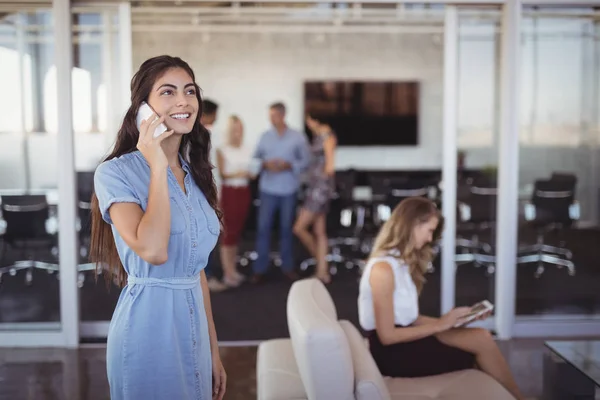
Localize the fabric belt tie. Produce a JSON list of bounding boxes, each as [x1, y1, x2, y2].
[[127, 275, 200, 290]]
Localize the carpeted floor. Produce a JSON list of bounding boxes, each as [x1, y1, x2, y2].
[[1, 227, 600, 342]]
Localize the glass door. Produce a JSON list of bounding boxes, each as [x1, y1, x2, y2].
[[0, 7, 64, 346], [75, 3, 132, 341], [451, 6, 502, 331]]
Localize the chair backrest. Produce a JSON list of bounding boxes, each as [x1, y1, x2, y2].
[[550, 172, 577, 186], [466, 176, 498, 223], [531, 179, 575, 223], [1, 195, 49, 240], [287, 278, 355, 400], [385, 178, 430, 209], [335, 169, 357, 202]]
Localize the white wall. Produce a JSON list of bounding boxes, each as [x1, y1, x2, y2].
[[0, 30, 598, 221], [132, 32, 445, 170]]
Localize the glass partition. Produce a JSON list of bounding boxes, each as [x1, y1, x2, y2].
[[73, 8, 125, 338], [516, 7, 600, 319], [453, 8, 501, 323], [0, 10, 61, 330]]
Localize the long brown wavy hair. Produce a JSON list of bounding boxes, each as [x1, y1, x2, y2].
[[368, 197, 443, 293], [89, 55, 222, 288]]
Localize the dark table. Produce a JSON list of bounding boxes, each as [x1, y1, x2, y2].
[[543, 340, 600, 399]]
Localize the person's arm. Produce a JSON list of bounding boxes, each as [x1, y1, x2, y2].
[[413, 315, 440, 326], [254, 134, 276, 172], [96, 117, 174, 265], [323, 134, 337, 176], [107, 167, 171, 265], [201, 270, 220, 359], [286, 132, 310, 175], [200, 270, 226, 399], [370, 261, 444, 345]]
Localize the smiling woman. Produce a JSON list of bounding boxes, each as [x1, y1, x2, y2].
[[88, 56, 226, 400]]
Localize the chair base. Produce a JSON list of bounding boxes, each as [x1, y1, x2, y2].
[[516, 253, 575, 278]]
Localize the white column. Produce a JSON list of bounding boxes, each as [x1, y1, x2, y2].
[[102, 10, 116, 149], [589, 20, 599, 225], [495, 0, 521, 340], [118, 2, 133, 116], [53, 0, 79, 348], [16, 13, 31, 191], [441, 5, 458, 314]]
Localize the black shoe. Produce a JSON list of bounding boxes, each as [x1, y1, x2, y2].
[[284, 270, 300, 282], [250, 274, 266, 284]]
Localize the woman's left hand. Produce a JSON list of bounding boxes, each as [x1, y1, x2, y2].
[[212, 355, 227, 400]]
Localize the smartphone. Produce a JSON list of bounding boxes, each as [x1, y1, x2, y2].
[[136, 102, 168, 138], [454, 300, 494, 328]]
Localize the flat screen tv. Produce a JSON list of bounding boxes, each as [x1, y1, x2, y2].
[[304, 81, 419, 146]]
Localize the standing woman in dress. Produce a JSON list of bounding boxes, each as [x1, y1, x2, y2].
[[293, 115, 337, 284], [90, 55, 226, 400], [216, 115, 252, 287], [358, 197, 524, 399]]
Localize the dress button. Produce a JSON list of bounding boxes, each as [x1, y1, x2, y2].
[[192, 242, 197, 248], [193, 339, 196, 346], [187, 206, 192, 211]]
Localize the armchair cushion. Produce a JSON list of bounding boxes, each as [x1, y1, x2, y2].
[[339, 320, 391, 400]]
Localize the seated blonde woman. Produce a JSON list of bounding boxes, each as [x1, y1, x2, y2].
[[358, 197, 524, 400]]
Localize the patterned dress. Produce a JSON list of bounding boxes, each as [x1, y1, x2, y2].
[[94, 151, 218, 400], [303, 132, 335, 214]]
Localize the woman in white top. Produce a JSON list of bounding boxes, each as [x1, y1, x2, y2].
[[216, 115, 252, 287], [358, 197, 524, 400]]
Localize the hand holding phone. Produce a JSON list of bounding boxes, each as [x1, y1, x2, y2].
[[135, 103, 174, 170], [453, 300, 494, 328], [136, 102, 168, 138]]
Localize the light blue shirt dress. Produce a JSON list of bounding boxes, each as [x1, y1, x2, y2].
[[94, 150, 218, 400]]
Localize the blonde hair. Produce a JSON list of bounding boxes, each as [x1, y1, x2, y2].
[[368, 197, 443, 293], [226, 115, 243, 146]]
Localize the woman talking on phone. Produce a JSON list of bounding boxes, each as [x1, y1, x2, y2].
[[90, 55, 226, 400], [358, 197, 524, 400]]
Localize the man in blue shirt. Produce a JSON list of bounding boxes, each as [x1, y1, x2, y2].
[[251, 102, 310, 283]]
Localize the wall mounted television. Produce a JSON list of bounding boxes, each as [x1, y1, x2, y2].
[[304, 80, 419, 146]]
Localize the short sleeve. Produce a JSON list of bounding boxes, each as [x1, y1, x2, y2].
[[94, 160, 141, 224]]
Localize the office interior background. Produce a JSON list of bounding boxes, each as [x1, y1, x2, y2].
[[0, 0, 599, 398]]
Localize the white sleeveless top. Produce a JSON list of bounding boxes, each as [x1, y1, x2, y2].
[[218, 145, 252, 187], [358, 250, 420, 331]]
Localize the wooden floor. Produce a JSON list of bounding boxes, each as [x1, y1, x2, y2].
[[0, 337, 586, 399]]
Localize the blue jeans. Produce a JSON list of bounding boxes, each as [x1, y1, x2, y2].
[[253, 191, 297, 275]]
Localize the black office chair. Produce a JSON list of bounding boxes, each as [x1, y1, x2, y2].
[[455, 176, 497, 274], [0, 195, 59, 285], [369, 175, 431, 225], [517, 178, 577, 278]]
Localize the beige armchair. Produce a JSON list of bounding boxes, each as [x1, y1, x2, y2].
[[257, 278, 515, 400]]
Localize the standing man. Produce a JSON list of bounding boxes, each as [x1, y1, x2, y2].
[[251, 102, 310, 283], [201, 99, 228, 292]]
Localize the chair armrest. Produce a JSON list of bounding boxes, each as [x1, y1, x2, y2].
[[569, 201, 580, 220], [458, 201, 471, 222], [524, 202, 536, 221]]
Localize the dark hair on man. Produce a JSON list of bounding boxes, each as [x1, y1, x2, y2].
[[203, 99, 218, 116], [269, 102, 286, 114]]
